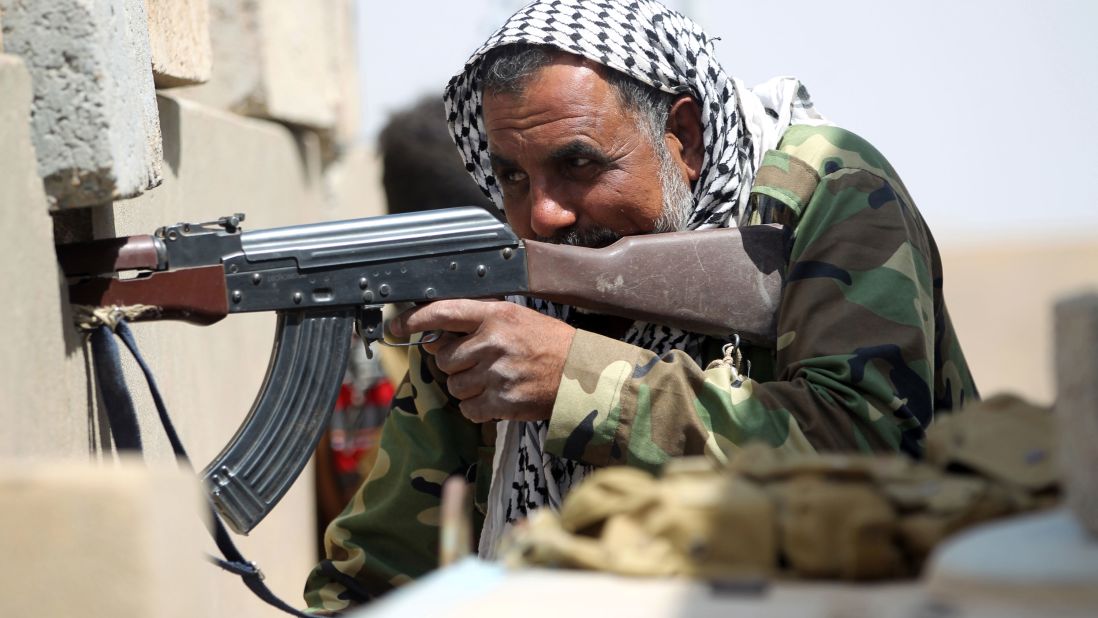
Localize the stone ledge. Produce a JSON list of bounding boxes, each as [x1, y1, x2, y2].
[[0, 459, 212, 617]]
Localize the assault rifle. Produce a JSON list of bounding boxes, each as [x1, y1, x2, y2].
[[58, 207, 786, 534]]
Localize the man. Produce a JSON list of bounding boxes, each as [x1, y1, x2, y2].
[[304, 0, 977, 612], [376, 96, 498, 217]]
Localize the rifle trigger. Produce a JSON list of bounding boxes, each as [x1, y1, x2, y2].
[[354, 306, 384, 360], [379, 329, 442, 348]]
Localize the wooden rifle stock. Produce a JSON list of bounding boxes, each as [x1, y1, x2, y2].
[[523, 224, 787, 345]]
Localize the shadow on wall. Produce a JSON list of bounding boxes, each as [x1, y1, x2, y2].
[[160, 96, 183, 177]]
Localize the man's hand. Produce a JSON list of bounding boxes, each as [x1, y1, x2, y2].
[[389, 299, 577, 423]]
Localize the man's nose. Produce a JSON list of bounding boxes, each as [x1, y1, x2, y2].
[[528, 182, 576, 239]]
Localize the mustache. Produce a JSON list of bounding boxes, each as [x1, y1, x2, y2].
[[537, 226, 622, 248]]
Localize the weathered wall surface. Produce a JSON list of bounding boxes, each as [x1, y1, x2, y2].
[[1054, 293, 1098, 536], [176, 0, 344, 131], [941, 243, 1098, 405], [146, 0, 213, 87], [0, 1, 379, 615], [0, 0, 163, 208], [0, 54, 89, 458], [0, 460, 213, 618]]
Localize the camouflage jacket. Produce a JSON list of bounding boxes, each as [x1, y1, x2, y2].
[[303, 125, 978, 613]]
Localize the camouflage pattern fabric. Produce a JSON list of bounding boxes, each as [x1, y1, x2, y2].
[[302, 125, 978, 613], [548, 125, 978, 467]]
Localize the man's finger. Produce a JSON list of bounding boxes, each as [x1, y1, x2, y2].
[[421, 331, 460, 356], [445, 368, 486, 401], [432, 334, 483, 375], [390, 299, 498, 337], [457, 393, 496, 424]]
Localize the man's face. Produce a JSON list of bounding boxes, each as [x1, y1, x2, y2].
[[483, 56, 687, 246]]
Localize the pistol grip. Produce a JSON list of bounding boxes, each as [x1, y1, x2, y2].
[[203, 309, 354, 534]]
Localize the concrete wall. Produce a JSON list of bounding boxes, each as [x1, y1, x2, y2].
[[0, 2, 382, 615], [175, 0, 345, 132], [0, 0, 164, 208], [0, 459, 214, 617], [0, 54, 89, 459]]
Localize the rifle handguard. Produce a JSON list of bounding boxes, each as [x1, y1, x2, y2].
[[203, 309, 354, 534]]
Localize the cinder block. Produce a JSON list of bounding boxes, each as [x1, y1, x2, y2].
[[1054, 292, 1098, 536], [320, 0, 361, 159], [146, 0, 212, 88], [176, 0, 338, 130], [0, 54, 88, 458], [0, 459, 213, 617], [0, 0, 163, 208]]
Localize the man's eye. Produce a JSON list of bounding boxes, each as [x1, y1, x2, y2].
[[570, 157, 592, 168], [501, 170, 528, 184]]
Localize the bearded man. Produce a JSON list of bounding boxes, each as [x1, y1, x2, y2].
[[304, 0, 977, 611]]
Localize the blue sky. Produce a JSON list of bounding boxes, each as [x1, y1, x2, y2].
[[355, 1, 1098, 244]]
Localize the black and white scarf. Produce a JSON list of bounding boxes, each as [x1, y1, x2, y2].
[[442, 0, 826, 557]]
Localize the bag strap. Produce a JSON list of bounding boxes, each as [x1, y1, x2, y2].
[[90, 321, 313, 618]]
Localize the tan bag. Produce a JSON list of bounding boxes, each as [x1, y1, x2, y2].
[[500, 395, 1059, 581]]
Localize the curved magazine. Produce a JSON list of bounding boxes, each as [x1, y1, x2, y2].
[[203, 309, 354, 534]]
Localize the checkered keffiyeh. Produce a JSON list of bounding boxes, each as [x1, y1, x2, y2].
[[442, 0, 827, 558]]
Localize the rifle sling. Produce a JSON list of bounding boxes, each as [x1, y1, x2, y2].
[[89, 321, 315, 618]]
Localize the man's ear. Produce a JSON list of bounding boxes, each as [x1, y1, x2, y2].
[[664, 95, 704, 182], [658, 94, 702, 181]]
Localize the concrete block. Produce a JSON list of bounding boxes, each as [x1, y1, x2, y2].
[[260, 0, 337, 128], [146, 0, 213, 88], [176, 0, 338, 130], [97, 94, 325, 614], [0, 54, 89, 458], [0, 0, 163, 209], [0, 459, 213, 617], [1054, 292, 1098, 536], [320, 0, 361, 159]]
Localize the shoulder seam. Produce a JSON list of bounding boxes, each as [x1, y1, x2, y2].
[[750, 149, 821, 218]]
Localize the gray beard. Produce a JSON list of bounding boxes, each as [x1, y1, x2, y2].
[[652, 135, 694, 234], [538, 139, 694, 247]]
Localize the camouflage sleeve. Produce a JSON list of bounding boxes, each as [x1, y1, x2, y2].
[[545, 126, 946, 471], [303, 346, 481, 613]]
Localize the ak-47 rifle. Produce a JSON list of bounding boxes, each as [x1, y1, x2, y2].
[[57, 207, 787, 535]]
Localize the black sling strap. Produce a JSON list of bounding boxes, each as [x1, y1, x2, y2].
[[90, 321, 313, 618]]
